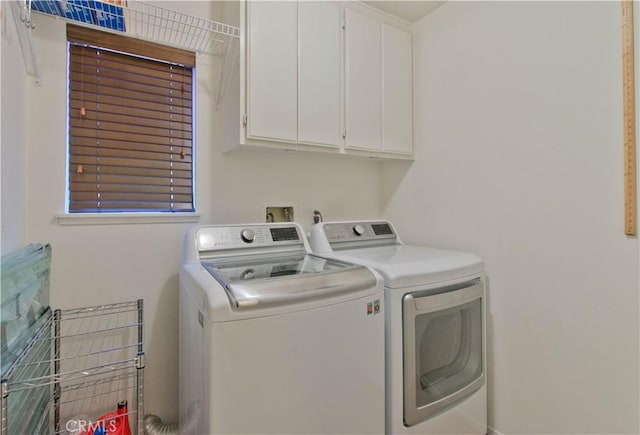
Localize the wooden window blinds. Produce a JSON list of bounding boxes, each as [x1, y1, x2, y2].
[[67, 25, 195, 213]]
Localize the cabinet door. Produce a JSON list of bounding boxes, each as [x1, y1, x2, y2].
[[298, 2, 343, 148], [246, 1, 297, 142], [383, 24, 412, 155], [344, 9, 382, 152]]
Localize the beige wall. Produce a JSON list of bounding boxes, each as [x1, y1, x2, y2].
[[7, 1, 640, 432], [21, 3, 382, 421], [1, 3, 28, 255], [383, 1, 639, 433]]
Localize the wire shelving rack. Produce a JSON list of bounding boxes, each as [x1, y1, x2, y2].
[[10, 0, 240, 97], [18, 0, 240, 55], [1, 300, 145, 435]]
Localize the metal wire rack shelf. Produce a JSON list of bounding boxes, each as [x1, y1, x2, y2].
[[10, 0, 240, 97], [20, 0, 240, 56], [1, 300, 144, 435]]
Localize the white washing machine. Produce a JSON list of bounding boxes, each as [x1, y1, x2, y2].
[[310, 220, 487, 435], [179, 222, 385, 435]]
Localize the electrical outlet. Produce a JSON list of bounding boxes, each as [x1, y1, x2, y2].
[[266, 207, 294, 222]]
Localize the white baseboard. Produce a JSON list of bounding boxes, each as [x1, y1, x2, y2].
[[487, 427, 504, 435]]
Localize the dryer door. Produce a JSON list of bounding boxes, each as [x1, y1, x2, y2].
[[402, 279, 485, 427]]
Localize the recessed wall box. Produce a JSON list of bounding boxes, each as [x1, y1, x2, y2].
[[266, 207, 294, 222]]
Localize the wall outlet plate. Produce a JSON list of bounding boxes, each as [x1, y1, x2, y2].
[[266, 206, 294, 222]]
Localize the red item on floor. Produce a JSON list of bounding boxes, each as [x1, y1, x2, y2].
[[80, 400, 131, 435]]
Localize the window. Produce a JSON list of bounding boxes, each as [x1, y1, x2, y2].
[[67, 25, 195, 213]]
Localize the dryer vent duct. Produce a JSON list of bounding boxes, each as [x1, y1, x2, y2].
[[143, 415, 178, 435], [144, 404, 198, 435]]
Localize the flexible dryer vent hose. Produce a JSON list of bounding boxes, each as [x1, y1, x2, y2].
[[143, 415, 178, 435], [144, 402, 199, 435]]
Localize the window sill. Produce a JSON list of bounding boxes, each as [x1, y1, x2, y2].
[[56, 212, 201, 226]]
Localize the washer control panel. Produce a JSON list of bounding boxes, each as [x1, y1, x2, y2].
[[323, 221, 397, 243], [197, 225, 302, 251]]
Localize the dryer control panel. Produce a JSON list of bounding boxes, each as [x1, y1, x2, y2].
[[322, 221, 398, 244]]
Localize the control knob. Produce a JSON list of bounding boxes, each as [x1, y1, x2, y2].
[[240, 229, 256, 243], [353, 224, 365, 236], [240, 269, 256, 280]]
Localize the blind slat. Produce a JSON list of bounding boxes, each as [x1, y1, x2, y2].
[[69, 68, 193, 98], [69, 111, 191, 133], [69, 77, 193, 106], [70, 148, 192, 166], [69, 100, 192, 124], [69, 162, 193, 180], [69, 129, 192, 148], [70, 192, 193, 202], [70, 182, 193, 195], [70, 138, 192, 155], [69, 202, 194, 212], [70, 93, 191, 114], [70, 154, 192, 171], [70, 118, 193, 139], [69, 62, 192, 87], [70, 173, 192, 187]]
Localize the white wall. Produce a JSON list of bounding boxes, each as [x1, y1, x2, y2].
[[13, 1, 639, 431], [22, 2, 382, 420], [383, 2, 639, 434], [1, 3, 28, 255]]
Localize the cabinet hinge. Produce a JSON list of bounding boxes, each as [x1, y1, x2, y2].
[[243, 113, 247, 127], [342, 19, 346, 30], [342, 129, 346, 139]]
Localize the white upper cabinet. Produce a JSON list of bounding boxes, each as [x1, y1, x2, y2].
[[298, 2, 343, 148], [382, 24, 412, 155], [344, 9, 382, 152], [246, 2, 298, 143], [236, 1, 413, 160]]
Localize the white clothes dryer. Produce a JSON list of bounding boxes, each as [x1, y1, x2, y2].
[[310, 220, 487, 435], [179, 223, 385, 435]]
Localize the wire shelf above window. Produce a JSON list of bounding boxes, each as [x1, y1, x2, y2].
[[20, 0, 240, 56]]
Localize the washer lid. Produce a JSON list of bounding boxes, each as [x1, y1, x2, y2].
[[322, 245, 484, 288], [202, 254, 378, 309]]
